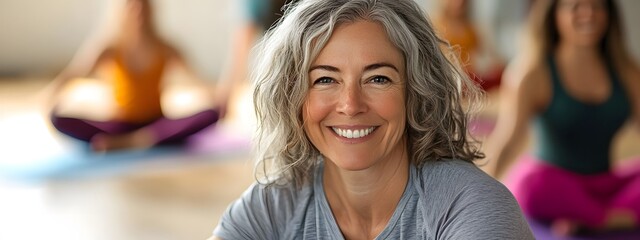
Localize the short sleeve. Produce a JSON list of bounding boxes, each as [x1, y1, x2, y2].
[[212, 183, 278, 240], [442, 182, 533, 239], [212, 181, 302, 239], [433, 162, 534, 239], [417, 159, 534, 239]]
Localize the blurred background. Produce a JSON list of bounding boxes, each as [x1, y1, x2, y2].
[[0, 0, 639, 239], [0, 0, 235, 78]]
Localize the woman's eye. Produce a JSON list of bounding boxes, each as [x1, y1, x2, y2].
[[313, 77, 335, 85], [369, 76, 390, 84]]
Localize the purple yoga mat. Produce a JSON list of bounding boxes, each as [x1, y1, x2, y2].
[[527, 217, 640, 240], [184, 125, 252, 154]]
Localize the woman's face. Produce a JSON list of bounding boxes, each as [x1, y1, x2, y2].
[[555, 0, 609, 47], [303, 20, 407, 171]]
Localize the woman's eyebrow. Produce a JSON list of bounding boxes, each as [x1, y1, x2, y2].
[[364, 62, 399, 73], [309, 62, 399, 73], [309, 65, 340, 73]]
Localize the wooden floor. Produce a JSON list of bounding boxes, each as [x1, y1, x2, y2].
[[0, 78, 638, 240], [0, 78, 256, 240]]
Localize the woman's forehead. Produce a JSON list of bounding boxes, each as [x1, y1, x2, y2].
[[312, 21, 404, 69]]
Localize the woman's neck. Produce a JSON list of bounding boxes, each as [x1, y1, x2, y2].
[[322, 147, 410, 239], [555, 41, 603, 64], [115, 31, 158, 49]]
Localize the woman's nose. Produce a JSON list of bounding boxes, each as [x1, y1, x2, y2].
[[336, 83, 368, 116]]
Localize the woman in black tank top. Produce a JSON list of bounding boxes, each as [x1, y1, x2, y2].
[[485, 0, 640, 236]]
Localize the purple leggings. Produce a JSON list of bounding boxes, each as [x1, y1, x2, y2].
[[506, 155, 640, 228], [50, 109, 219, 145]]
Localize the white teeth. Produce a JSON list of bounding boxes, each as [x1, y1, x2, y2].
[[331, 127, 376, 139]]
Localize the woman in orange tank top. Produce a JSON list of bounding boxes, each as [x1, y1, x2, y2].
[[432, 0, 504, 91], [43, 0, 219, 152]]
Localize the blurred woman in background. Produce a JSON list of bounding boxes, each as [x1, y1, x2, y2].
[[432, 0, 504, 91], [42, 0, 219, 152], [486, 0, 640, 235]]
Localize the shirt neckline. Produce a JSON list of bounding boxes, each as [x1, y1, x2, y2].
[[314, 159, 415, 239]]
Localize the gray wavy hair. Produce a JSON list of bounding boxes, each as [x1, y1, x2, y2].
[[252, 0, 484, 186]]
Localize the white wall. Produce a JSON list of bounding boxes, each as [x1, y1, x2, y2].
[[0, 0, 238, 79], [0, 0, 105, 76], [154, 0, 238, 80], [618, 0, 640, 61], [1, 0, 639, 79]]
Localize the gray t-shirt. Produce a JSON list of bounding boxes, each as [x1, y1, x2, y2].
[[213, 159, 534, 239]]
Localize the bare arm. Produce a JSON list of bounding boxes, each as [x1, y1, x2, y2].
[[624, 62, 640, 131], [213, 23, 260, 109], [159, 44, 225, 118], [484, 60, 549, 179], [164, 44, 211, 87], [40, 37, 111, 111]]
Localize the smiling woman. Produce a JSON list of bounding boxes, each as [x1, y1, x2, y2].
[[485, 0, 640, 236], [304, 21, 407, 172], [210, 0, 534, 239]]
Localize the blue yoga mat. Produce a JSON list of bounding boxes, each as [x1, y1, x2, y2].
[[0, 126, 251, 181]]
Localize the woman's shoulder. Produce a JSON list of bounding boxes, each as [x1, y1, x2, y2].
[[501, 58, 552, 111], [414, 159, 534, 239], [213, 180, 313, 239], [503, 58, 549, 90], [618, 59, 640, 92], [242, 178, 318, 216], [418, 159, 493, 182], [241, 180, 310, 209], [415, 158, 512, 197]]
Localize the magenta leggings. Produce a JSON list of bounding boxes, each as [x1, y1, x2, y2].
[[50, 109, 219, 146], [506, 155, 640, 228]]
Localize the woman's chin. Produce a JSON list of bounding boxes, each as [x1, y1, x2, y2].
[[326, 156, 378, 172]]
